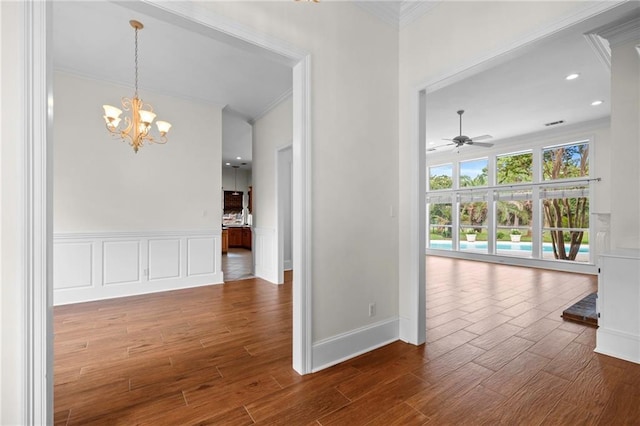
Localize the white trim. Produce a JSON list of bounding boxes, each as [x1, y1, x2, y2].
[[22, 0, 52, 424], [312, 318, 399, 372], [584, 33, 612, 70], [54, 229, 220, 240], [250, 89, 293, 125], [593, 12, 640, 47], [398, 1, 441, 28], [596, 328, 640, 364], [292, 55, 313, 374]]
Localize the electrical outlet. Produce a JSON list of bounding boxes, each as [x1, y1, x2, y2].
[[369, 302, 376, 317]]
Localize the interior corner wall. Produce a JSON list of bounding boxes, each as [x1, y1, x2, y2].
[[199, 1, 400, 366], [252, 96, 293, 283], [54, 71, 221, 232], [253, 96, 293, 231]]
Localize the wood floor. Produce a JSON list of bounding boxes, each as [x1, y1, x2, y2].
[[54, 257, 640, 425]]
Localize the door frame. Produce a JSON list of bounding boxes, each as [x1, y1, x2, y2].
[[20, 0, 313, 422]]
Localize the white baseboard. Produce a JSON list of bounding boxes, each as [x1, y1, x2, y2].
[[312, 318, 399, 372], [595, 328, 640, 364], [284, 259, 293, 271], [54, 230, 223, 305]]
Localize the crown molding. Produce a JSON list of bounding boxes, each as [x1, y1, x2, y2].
[[584, 33, 612, 70], [355, 1, 442, 30], [399, 1, 441, 28], [593, 11, 640, 47], [249, 87, 293, 125]]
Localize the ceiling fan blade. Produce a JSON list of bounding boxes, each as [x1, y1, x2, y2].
[[470, 134, 493, 141], [442, 138, 454, 142], [468, 141, 494, 148], [427, 142, 456, 151]]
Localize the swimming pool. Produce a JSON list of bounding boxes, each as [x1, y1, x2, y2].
[[429, 240, 590, 253]]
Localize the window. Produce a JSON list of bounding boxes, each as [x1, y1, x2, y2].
[[460, 158, 488, 187], [497, 151, 532, 184], [428, 198, 452, 250], [425, 141, 592, 265], [541, 142, 590, 262], [429, 164, 453, 190]]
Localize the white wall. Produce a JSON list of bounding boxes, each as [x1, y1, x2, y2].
[[609, 36, 640, 250], [252, 96, 292, 283], [1, 3, 24, 423], [54, 72, 221, 232], [205, 2, 400, 347], [253, 96, 292, 231]]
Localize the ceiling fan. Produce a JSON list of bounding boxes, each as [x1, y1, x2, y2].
[[428, 110, 493, 152]]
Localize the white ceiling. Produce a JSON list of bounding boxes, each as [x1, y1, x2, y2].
[[52, 1, 625, 165], [425, 29, 611, 155], [52, 1, 293, 167]]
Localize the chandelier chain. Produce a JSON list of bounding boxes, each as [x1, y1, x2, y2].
[[134, 26, 139, 98]]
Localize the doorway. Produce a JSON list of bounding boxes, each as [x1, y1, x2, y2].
[[18, 1, 313, 422], [277, 145, 293, 284]]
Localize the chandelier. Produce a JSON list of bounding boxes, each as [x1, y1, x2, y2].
[[102, 20, 171, 153]]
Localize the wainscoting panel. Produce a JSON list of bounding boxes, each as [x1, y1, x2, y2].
[[254, 227, 278, 283], [187, 237, 216, 276], [53, 242, 93, 290], [148, 239, 181, 281], [54, 231, 223, 306], [103, 240, 141, 286]]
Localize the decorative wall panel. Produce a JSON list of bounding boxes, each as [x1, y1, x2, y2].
[[53, 231, 223, 305]]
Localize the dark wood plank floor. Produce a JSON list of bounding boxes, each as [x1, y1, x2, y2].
[[54, 258, 640, 425]]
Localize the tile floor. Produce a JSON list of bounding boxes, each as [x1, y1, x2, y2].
[[222, 247, 253, 281]]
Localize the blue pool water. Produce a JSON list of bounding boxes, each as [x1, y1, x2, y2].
[[429, 241, 589, 253]]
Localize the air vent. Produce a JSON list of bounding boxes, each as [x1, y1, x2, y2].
[[545, 120, 565, 127]]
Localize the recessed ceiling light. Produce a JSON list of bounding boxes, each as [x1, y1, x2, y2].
[[225, 162, 230, 166], [565, 73, 580, 80], [236, 156, 242, 160], [591, 100, 604, 106], [428, 142, 435, 145]]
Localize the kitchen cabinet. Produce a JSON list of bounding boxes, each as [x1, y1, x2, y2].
[[221, 229, 228, 254], [228, 227, 243, 247], [242, 227, 252, 250], [227, 227, 252, 249]]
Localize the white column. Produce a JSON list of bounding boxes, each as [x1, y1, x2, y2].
[[597, 17, 640, 250]]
